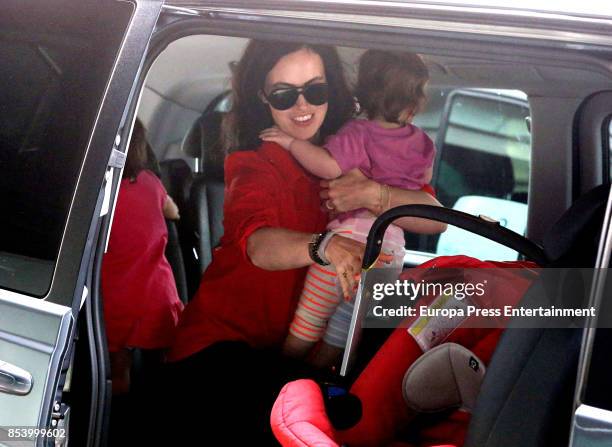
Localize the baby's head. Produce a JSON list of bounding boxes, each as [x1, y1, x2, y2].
[[355, 50, 429, 125]]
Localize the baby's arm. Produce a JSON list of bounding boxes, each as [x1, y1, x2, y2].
[[260, 127, 341, 179], [163, 195, 180, 220], [288, 140, 342, 180]]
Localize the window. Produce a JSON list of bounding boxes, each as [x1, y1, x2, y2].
[[0, 3, 132, 296], [408, 88, 532, 262]]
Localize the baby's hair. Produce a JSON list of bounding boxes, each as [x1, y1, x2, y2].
[[355, 50, 429, 124]]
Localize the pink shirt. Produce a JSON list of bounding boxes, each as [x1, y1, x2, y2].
[[325, 119, 436, 190]]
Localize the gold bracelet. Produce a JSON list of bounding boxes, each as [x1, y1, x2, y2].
[[379, 183, 391, 213], [384, 184, 391, 211]]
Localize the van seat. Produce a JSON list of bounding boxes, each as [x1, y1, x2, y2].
[[159, 159, 194, 303], [181, 111, 225, 274]]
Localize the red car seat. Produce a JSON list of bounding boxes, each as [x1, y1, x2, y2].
[[272, 255, 535, 447], [271, 184, 609, 447]]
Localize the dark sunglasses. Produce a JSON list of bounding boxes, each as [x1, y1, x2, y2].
[[262, 82, 329, 111]]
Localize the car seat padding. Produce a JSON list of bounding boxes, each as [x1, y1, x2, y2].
[[403, 343, 486, 413]]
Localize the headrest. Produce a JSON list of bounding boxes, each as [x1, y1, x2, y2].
[[543, 184, 610, 267], [402, 343, 486, 413], [159, 159, 193, 209], [181, 111, 225, 180]]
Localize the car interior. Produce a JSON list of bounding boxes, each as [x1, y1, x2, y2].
[[100, 25, 612, 444], [3, 3, 612, 446], [138, 33, 611, 288]]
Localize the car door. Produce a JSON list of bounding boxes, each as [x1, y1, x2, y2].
[[0, 1, 163, 445]]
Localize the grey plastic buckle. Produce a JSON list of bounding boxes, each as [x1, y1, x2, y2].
[[108, 148, 126, 169]]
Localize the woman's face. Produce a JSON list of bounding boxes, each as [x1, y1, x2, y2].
[[263, 48, 328, 142]]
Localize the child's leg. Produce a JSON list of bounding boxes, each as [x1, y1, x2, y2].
[[315, 231, 406, 368], [313, 300, 354, 368], [110, 348, 132, 394], [283, 334, 318, 359], [283, 263, 343, 358]]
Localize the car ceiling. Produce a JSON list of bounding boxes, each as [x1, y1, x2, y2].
[[145, 34, 612, 109], [139, 33, 612, 161]]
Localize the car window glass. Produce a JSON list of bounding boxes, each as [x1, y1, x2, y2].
[[0, 2, 132, 296], [409, 88, 532, 262]]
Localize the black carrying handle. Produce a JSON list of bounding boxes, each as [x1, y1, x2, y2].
[[362, 205, 547, 268]]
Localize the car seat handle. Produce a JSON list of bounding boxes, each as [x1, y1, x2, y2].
[[362, 205, 547, 268]]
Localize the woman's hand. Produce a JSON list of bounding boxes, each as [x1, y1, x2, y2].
[[259, 127, 295, 150], [320, 169, 379, 214], [321, 169, 447, 234], [324, 235, 365, 300]]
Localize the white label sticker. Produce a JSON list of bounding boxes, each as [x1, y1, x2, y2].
[[408, 293, 471, 351]]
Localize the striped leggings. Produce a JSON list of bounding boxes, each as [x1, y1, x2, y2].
[[289, 216, 406, 348], [289, 262, 353, 348]]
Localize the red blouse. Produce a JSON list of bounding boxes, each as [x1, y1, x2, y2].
[[168, 143, 328, 361]]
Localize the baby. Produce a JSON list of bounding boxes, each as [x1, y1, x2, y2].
[[261, 50, 436, 366]]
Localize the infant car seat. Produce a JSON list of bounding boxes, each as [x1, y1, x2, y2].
[[271, 184, 610, 447]]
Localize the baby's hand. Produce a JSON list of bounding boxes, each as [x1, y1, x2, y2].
[[374, 252, 395, 267], [259, 127, 295, 150]]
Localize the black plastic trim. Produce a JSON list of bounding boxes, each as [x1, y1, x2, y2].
[[362, 205, 547, 268]]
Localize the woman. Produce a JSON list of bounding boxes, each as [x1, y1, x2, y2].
[[165, 40, 445, 444], [102, 119, 182, 394]]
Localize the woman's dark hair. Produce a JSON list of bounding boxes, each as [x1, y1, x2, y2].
[[355, 50, 429, 124], [224, 40, 355, 152], [123, 118, 151, 180]]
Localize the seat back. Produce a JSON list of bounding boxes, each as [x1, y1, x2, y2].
[[159, 159, 194, 304], [465, 326, 581, 447], [464, 184, 610, 447], [182, 111, 226, 274]]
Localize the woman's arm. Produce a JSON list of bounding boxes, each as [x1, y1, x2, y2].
[[247, 227, 365, 299], [320, 169, 447, 234], [246, 228, 312, 270]]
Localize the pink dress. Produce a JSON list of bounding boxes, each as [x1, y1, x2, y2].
[[102, 170, 183, 352]]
